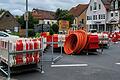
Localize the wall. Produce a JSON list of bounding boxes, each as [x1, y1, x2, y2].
[[78, 10, 87, 27]]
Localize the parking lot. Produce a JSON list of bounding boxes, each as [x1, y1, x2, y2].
[[0, 42, 120, 80]]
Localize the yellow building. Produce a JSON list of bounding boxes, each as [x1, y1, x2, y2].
[[69, 4, 88, 30]]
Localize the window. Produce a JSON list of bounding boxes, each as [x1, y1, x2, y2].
[[111, 13, 113, 17], [115, 0, 118, 9], [0, 32, 8, 37], [115, 12, 118, 16], [103, 14, 105, 19], [113, 1, 115, 9], [47, 21, 50, 24], [81, 19, 84, 24], [6, 15, 10, 17], [111, 1, 114, 10], [99, 14, 105, 19], [90, 6, 92, 11], [99, 15, 101, 19], [93, 15, 97, 20], [99, 4, 101, 9], [87, 16, 89, 20], [93, 15, 95, 20], [87, 16, 92, 20], [101, 15, 102, 19], [93, 2, 97, 10], [119, 1, 120, 8], [90, 16, 92, 20], [95, 15, 97, 20]]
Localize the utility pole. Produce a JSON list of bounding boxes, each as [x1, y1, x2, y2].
[[26, 0, 28, 37]]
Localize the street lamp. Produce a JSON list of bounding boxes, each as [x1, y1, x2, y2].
[[26, 0, 28, 37]]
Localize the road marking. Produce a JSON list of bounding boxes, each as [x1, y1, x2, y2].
[[115, 63, 120, 65], [51, 64, 88, 67]]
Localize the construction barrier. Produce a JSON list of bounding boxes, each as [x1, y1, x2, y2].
[[108, 32, 120, 42], [46, 34, 67, 48], [0, 37, 49, 67], [0, 37, 48, 80]]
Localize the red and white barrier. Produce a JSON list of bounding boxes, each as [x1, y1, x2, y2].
[[89, 32, 109, 45], [51, 34, 68, 48], [0, 37, 48, 66]]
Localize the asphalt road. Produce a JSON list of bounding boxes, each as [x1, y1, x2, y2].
[[1, 42, 120, 80]]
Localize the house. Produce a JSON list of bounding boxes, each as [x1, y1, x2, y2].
[[86, 0, 107, 32], [86, 0, 120, 32], [0, 11, 20, 32], [69, 4, 88, 29], [106, 0, 120, 32], [32, 8, 57, 25]]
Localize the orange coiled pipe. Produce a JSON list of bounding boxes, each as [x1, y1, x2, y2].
[[64, 30, 87, 55]]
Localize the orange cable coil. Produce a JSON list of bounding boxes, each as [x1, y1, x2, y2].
[[64, 30, 87, 55]]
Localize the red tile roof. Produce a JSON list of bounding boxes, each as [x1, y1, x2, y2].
[[32, 8, 56, 20], [69, 4, 88, 17]]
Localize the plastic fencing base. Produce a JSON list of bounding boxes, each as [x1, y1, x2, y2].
[[2, 77, 17, 80]]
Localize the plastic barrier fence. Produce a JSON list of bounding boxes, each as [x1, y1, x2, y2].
[[0, 37, 47, 67]]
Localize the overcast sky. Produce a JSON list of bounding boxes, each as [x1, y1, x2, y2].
[[0, 0, 89, 15]]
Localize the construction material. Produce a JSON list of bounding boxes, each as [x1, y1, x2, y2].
[[64, 30, 87, 55], [0, 37, 47, 79], [64, 30, 100, 55]]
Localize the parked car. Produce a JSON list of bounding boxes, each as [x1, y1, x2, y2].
[[0, 31, 19, 38], [5, 29, 12, 34]]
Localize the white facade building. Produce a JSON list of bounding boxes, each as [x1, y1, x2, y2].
[[86, 0, 120, 32], [106, 0, 120, 32], [86, 0, 107, 32]]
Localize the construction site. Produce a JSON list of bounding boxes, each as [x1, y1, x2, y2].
[[0, 27, 120, 80]]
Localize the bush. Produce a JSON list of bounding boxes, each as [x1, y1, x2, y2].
[[35, 32, 40, 38], [11, 32, 20, 36], [51, 24, 59, 34], [49, 26, 54, 35]]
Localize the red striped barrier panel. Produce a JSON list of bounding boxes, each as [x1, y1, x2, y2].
[[0, 37, 46, 66]]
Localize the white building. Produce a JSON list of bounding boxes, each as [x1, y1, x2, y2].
[[86, 0, 120, 32], [106, 0, 120, 32], [32, 8, 57, 25], [39, 19, 57, 25]]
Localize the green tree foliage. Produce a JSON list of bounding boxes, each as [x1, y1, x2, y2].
[[49, 24, 59, 35], [0, 9, 6, 14], [55, 8, 74, 25], [51, 24, 59, 33], [35, 32, 40, 38], [49, 26, 54, 35], [16, 12, 39, 29], [16, 15, 25, 29]]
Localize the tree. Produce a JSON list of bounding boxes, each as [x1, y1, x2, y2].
[[55, 8, 62, 20], [51, 24, 59, 33], [0, 9, 6, 14], [55, 8, 74, 25], [49, 27, 54, 35], [16, 15, 25, 29], [49, 24, 59, 35], [16, 12, 39, 29]]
